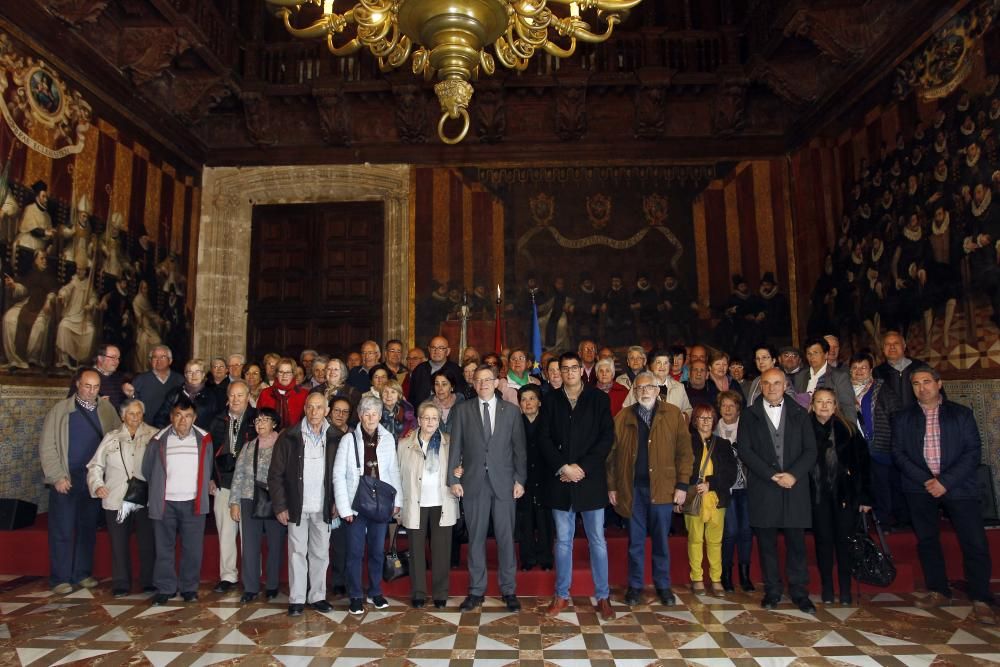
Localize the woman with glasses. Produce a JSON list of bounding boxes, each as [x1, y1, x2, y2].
[[229, 408, 286, 603], [152, 358, 222, 429], [430, 367, 463, 434], [499, 348, 540, 404], [397, 402, 459, 608], [257, 357, 309, 427], [324, 358, 362, 423], [244, 364, 265, 407]]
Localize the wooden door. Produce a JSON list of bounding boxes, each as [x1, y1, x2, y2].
[[247, 201, 384, 361]]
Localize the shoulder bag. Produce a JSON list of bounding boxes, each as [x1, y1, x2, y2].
[[350, 431, 397, 523], [683, 437, 716, 517], [119, 442, 148, 506], [251, 441, 274, 519], [382, 525, 410, 581], [847, 511, 897, 587]]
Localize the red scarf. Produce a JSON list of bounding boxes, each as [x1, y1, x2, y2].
[[271, 381, 295, 428]]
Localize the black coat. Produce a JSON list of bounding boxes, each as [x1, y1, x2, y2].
[[267, 422, 343, 525], [891, 400, 982, 498], [688, 434, 739, 508], [873, 360, 927, 412], [809, 416, 872, 509], [153, 385, 222, 430], [208, 407, 258, 488], [536, 385, 614, 512], [736, 400, 817, 528], [408, 360, 467, 407]]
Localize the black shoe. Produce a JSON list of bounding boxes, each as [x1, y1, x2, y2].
[[349, 598, 365, 615], [624, 587, 642, 606], [287, 603, 305, 617], [821, 588, 834, 605], [240, 592, 258, 604], [459, 594, 484, 611], [520, 563, 536, 571], [368, 595, 389, 609], [656, 588, 676, 606], [151, 592, 176, 606], [143, 586, 158, 594], [795, 597, 817, 614], [721, 569, 735, 593], [331, 585, 347, 596], [412, 598, 426, 608], [213, 580, 235, 594], [112, 588, 129, 599], [761, 594, 781, 610], [541, 563, 553, 571], [433, 599, 447, 609], [266, 589, 279, 601], [502, 594, 521, 611], [181, 591, 198, 603], [839, 594, 853, 606], [311, 600, 333, 613], [738, 564, 755, 592]]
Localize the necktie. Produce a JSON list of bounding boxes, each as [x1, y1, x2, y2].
[[482, 401, 492, 440]]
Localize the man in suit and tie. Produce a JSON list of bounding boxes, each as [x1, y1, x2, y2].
[[448, 364, 527, 612], [792, 337, 856, 423], [737, 367, 818, 613]]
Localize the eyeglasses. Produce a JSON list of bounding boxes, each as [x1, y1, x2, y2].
[[560, 365, 581, 372], [101, 354, 121, 361], [695, 416, 715, 421], [429, 345, 448, 351], [184, 370, 203, 376], [277, 370, 294, 376], [635, 384, 658, 392], [509, 355, 527, 362], [331, 408, 351, 415], [254, 417, 275, 424]]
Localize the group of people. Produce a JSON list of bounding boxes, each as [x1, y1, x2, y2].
[[38, 326, 996, 626]]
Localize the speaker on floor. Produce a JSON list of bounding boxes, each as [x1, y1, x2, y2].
[[0, 498, 37, 530]]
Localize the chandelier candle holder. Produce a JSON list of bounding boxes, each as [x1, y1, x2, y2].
[[266, 0, 642, 143]]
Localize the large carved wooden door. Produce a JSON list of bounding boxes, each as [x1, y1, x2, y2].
[[247, 201, 384, 361]]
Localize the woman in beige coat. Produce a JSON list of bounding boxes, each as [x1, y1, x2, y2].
[[86, 398, 158, 597], [397, 401, 460, 608]]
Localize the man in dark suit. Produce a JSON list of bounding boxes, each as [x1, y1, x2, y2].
[[448, 364, 527, 612], [792, 337, 856, 423], [874, 330, 927, 412], [737, 367, 818, 613], [891, 367, 996, 625]]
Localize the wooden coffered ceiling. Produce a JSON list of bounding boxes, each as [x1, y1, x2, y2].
[[0, 0, 974, 169]]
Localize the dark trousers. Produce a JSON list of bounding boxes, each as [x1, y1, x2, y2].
[[812, 496, 856, 596], [627, 483, 673, 590], [722, 488, 753, 571], [346, 513, 388, 599], [329, 521, 347, 589], [152, 500, 206, 594], [516, 493, 553, 568], [906, 493, 993, 602], [408, 505, 453, 601], [105, 507, 154, 591], [755, 527, 809, 601], [870, 460, 894, 526], [239, 499, 286, 594], [47, 475, 101, 586]]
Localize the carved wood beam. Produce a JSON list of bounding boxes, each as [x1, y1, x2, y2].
[[118, 25, 190, 85], [312, 87, 352, 146], [145, 0, 237, 76], [783, 6, 878, 64], [42, 0, 109, 25], [749, 56, 823, 107]]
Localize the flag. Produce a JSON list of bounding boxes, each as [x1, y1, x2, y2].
[[530, 295, 543, 372]]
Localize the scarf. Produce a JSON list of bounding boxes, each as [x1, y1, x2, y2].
[[812, 418, 840, 503], [184, 382, 205, 397], [75, 395, 97, 412], [271, 380, 295, 428], [257, 431, 278, 449], [418, 429, 442, 474], [597, 381, 613, 392], [507, 370, 530, 388], [634, 401, 655, 427]]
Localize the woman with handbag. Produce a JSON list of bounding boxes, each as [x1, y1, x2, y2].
[[684, 403, 738, 595], [397, 402, 459, 608], [715, 390, 755, 593], [86, 398, 157, 598], [228, 407, 287, 604], [332, 395, 402, 616], [809, 388, 872, 605]]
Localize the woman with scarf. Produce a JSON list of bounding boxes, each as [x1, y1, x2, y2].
[[594, 357, 628, 416], [430, 367, 463, 434], [397, 402, 459, 608], [380, 379, 416, 441], [257, 357, 309, 427], [324, 358, 362, 422], [152, 358, 222, 429], [228, 407, 286, 603], [714, 391, 754, 593], [707, 350, 744, 403], [685, 403, 737, 595], [615, 346, 647, 390], [809, 388, 872, 605], [499, 348, 540, 404]]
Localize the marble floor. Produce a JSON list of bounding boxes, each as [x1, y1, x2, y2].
[[0, 574, 999, 666]]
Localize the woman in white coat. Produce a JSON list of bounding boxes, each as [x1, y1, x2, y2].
[[397, 402, 460, 609], [332, 395, 402, 616]]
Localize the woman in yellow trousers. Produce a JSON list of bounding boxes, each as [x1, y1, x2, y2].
[[684, 403, 738, 595]]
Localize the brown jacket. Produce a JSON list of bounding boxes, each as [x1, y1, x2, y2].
[[607, 401, 694, 518]]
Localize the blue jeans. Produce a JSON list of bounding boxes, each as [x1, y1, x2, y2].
[[346, 513, 388, 599], [552, 507, 609, 600], [48, 473, 101, 586], [722, 488, 752, 571], [627, 483, 673, 590]]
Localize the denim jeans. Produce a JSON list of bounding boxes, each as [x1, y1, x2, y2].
[[552, 507, 609, 600], [722, 488, 753, 571], [48, 472, 101, 586], [627, 483, 673, 590], [346, 513, 388, 600]]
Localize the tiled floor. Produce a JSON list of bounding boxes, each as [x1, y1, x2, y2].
[[0, 574, 998, 666]]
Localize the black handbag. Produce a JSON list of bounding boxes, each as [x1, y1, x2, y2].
[[350, 432, 397, 523], [251, 442, 273, 520], [382, 527, 410, 582], [119, 445, 148, 506], [847, 511, 896, 587]]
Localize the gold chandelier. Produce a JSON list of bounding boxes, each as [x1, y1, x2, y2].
[[266, 0, 642, 144]]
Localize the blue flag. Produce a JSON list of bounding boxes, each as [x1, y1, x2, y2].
[[531, 297, 543, 373]]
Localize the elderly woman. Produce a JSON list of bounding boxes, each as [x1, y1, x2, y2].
[[615, 345, 647, 389], [366, 365, 392, 400], [333, 396, 402, 616], [153, 358, 222, 429], [244, 364, 265, 407], [685, 403, 737, 595], [595, 357, 629, 416], [86, 398, 158, 597], [500, 348, 540, 404], [461, 361, 479, 400], [745, 345, 777, 407], [208, 357, 228, 393], [229, 407, 286, 603], [715, 390, 754, 593], [397, 402, 459, 608], [380, 379, 416, 441], [707, 350, 744, 402], [324, 358, 362, 418], [262, 353, 280, 386], [430, 368, 463, 434]]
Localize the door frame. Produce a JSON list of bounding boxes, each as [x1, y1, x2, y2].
[[194, 164, 410, 359]]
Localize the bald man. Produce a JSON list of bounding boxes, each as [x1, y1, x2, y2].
[[407, 336, 467, 405]]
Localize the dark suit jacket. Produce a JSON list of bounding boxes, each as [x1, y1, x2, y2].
[[792, 364, 857, 423], [447, 396, 527, 499], [208, 407, 258, 488], [891, 400, 982, 498], [874, 360, 927, 412], [268, 422, 343, 525], [736, 400, 817, 528], [536, 385, 615, 512]]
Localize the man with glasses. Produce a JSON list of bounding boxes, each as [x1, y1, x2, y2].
[[537, 351, 616, 620], [70, 343, 130, 409], [408, 335, 467, 405], [448, 364, 527, 612], [129, 345, 183, 420], [383, 339, 407, 385], [153, 358, 222, 429], [608, 371, 693, 606], [227, 354, 245, 383], [403, 347, 427, 396], [347, 340, 382, 392]]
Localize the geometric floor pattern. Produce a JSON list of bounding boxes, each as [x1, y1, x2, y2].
[[1, 575, 999, 666]]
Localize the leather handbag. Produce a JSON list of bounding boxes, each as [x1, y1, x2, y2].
[[847, 511, 896, 587], [683, 437, 716, 517], [350, 432, 397, 523], [382, 527, 409, 582], [250, 441, 273, 519], [119, 445, 148, 506]]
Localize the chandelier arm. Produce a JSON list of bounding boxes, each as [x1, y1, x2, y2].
[[386, 36, 413, 69], [510, 0, 548, 19], [562, 16, 619, 43], [275, 7, 336, 40], [512, 16, 548, 55], [364, 19, 400, 57], [543, 38, 577, 58], [546, 0, 643, 10], [326, 32, 363, 56]]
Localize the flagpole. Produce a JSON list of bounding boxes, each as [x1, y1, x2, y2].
[[458, 289, 469, 355], [494, 283, 503, 354]]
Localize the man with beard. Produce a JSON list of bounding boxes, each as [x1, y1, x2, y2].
[[3, 250, 58, 369], [602, 273, 634, 346], [630, 273, 660, 344], [13, 181, 53, 276], [572, 272, 600, 345]]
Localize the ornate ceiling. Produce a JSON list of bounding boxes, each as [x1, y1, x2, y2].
[[0, 0, 975, 168]]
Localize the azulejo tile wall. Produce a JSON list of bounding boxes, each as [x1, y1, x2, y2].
[[0, 384, 69, 513]]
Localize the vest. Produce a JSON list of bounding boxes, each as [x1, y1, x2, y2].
[[765, 404, 787, 468]]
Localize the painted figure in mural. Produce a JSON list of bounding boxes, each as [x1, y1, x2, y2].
[[630, 273, 660, 345], [571, 272, 600, 346], [0, 187, 19, 252], [100, 213, 132, 293], [100, 276, 133, 363], [13, 181, 53, 276], [59, 195, 95, 268], [2, 250, 58, 368], [602, 273, 634, 347], [537, 276, 572, 354], [160, 284, 188, 367], [132, 279, 164, 373], [54, 261, 98, 370]]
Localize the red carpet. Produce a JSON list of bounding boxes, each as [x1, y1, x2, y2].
[[5, 514, 999, 596]]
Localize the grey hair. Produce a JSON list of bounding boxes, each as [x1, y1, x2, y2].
[[626, 345, 647, 359], [417, 400, 442, 419], [632, 371, 658, 390], [357, 395, 383, 417], [327, 358, 349, 385], [119, 397, 146, 417], [227, 379, 249, 395], [149, 344, 172, 361], [227, 353, 245, 365]]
